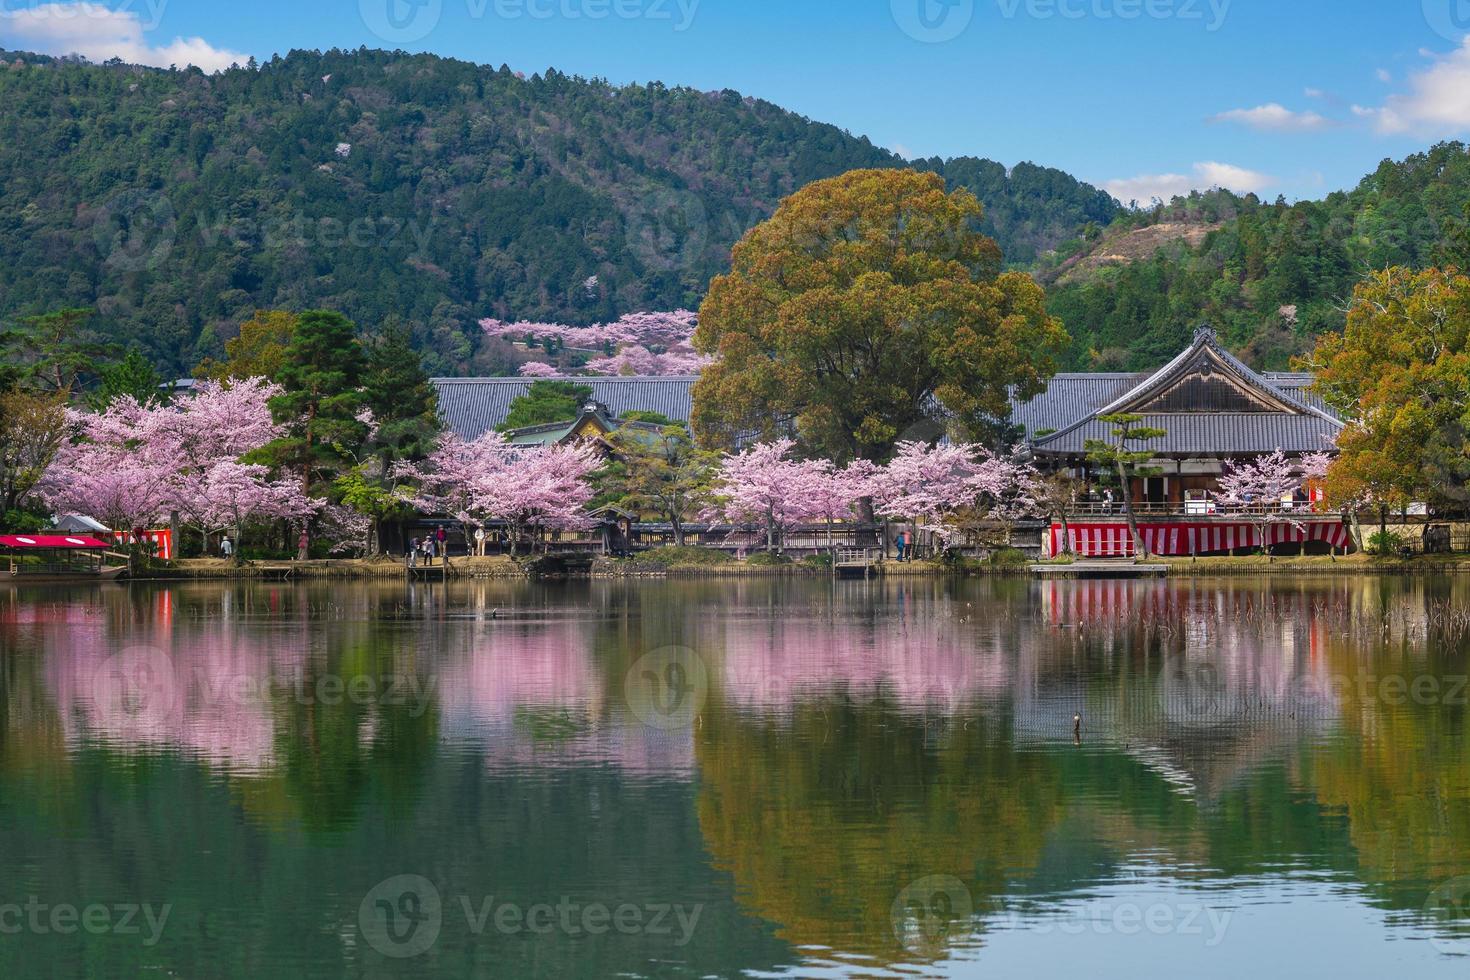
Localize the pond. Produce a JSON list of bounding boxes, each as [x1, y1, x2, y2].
[[1, 575, 1469, 978]]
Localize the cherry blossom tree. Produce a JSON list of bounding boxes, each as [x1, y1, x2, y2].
[[965, 449, 1044, 544], [708, 439, 823, 553], [870, 442, 983, 550], [395, 432, 600, 557], [176, 460, 315, 555], [801, 459, 880, 550], [518, 362, 562, 378], [1217, 449, 1310, 555], [40, 377, 298, 556], [497, 441, 600, 554], [583, 341, 710, 377], [316, 503, 374, 556], [394, 432, 512, 546], [41, 450, 171, 535], [482, 311, 704, 377]]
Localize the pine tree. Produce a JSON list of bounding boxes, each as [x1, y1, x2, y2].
[[256, 311, 368, 494]]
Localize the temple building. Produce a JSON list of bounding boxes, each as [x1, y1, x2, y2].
[[434, 376, 696, 441], [1012, 328, 1349, 557], [1013, 327, 1342, 502], [430, 328, 1351, 556]]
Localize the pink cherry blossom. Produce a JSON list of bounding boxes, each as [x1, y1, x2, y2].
[[482, 311, 703, 377], [41, 377, 290, 538], [708, 439, 827, 551], [870, 442, 983, 536], [1217, 450, 1306, 510], [395, 432, 600, 555]]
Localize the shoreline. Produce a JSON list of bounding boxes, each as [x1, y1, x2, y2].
[[117, 553, 1470, 582]]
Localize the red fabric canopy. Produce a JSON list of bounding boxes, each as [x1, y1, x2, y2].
[[0, 535, 110, 549], [1047, 521, 1353, 558]]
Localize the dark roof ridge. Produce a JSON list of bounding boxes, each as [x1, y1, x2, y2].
[[1032, 328, 1341, 450]]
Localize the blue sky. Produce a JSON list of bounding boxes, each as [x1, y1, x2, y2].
[[4, 0, 1470, 202]]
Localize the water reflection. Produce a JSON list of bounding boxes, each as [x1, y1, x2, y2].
[[0, 576, 1468, 976]]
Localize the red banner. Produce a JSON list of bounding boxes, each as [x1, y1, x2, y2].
[[1048, 521, 1352, 558], [111, 529, 174, 560]]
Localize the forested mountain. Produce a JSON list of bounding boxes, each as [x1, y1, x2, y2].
[[0, 47, 1115, 376], [1045, 142, 1470, 370]]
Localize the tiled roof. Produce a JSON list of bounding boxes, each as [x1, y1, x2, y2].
[[433, 377, 697, 440], [1032, 413, 1342, 456], [436, 338, 1340, 458], [1009, 374, 1143, 436], [1027, 329, 1343, 457]]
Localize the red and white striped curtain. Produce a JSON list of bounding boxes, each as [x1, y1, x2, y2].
[[1048, 521, 1352, 558]]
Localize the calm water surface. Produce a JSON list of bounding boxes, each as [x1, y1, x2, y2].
[[3, 575, 1470, 978]]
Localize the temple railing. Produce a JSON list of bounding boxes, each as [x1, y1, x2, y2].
[[1062, 501, 1337, 520]]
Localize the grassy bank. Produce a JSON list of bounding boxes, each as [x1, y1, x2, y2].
[[134, 556, 526, 580], [123, 551, 1470, 582]]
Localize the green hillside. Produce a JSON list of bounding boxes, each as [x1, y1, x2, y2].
[[1045, 142, 1470, 370], [0, 47, 1115, 375]]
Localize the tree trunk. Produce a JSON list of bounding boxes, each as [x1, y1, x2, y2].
[[1115, 460, 1147, 558], [672, 516, 685, 548]]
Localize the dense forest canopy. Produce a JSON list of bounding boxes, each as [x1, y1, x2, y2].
[[0, 46, 1116, 377], [1046, 142, 1470, 370]]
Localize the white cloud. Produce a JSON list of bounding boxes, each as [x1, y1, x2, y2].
[[1102, 161, 1274, 205], [0, 3, 248, 73], [1376, 68, 1392, 83], [1210, 103, 1332, 132], [1304, 87, 1326, 99], [890, 143, 915, 160], [1353, 38, 1470, 136]]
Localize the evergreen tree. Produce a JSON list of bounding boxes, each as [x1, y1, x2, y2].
[[499, 380, 595, 431], [90, 349, 167, 409], [362, 321, 440, 468], [256, 311, 368, 494]]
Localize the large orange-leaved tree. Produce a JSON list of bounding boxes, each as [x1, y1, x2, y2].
[[1306, 266, 1470, 543], [690, 169, 1067, 463]]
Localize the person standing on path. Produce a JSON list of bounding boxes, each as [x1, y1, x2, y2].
[[297, 531, 309, 562]]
